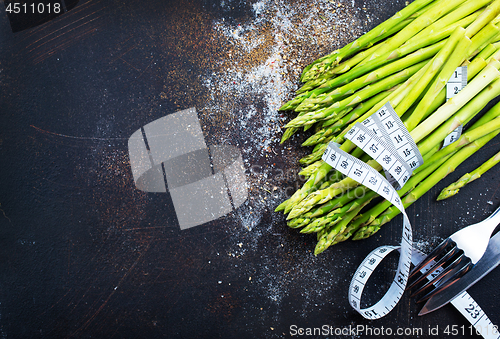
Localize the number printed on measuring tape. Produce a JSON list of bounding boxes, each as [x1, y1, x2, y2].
[[446, 66, 467, 100], [442, 66, 467, 149], [442, 124, 463, 148], [410, 251, 499, 339], [446, 293, 500, 339], [345, 102, 423, 190], [321, 103, 422, 319], [322, 143, 413, 320]]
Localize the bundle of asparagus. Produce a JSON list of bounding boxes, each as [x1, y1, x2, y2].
[[277, 0, 500, 255]]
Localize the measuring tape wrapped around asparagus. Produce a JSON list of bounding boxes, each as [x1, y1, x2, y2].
[[277, 0, 500, 255]]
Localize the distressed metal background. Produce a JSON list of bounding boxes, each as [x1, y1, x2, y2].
[[1, 0, 499, 338]]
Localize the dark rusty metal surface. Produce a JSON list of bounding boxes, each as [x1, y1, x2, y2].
[[1, 0, 499, 338]]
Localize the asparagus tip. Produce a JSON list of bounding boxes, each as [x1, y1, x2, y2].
[[436, 188, 459, 201], [275, 200, 288, 212]]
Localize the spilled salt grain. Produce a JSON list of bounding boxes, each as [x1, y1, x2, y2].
[[198, 0, 396, 320]]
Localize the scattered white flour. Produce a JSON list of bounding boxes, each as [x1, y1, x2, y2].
[[201, 0, 369, 228], [200, 0, 386, 320]]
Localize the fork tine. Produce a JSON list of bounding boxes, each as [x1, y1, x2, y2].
[[407, 244, 460, 289], [409, 253, 465, 299], [415, 260, 473, 303], [409, 238, 453, 280], [410, 253, 470, 300]]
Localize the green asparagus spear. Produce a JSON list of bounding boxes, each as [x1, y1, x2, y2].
[[437, 149, 500, 200]]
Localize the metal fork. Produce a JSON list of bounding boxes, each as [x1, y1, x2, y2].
[[407, 205, 500, 302]]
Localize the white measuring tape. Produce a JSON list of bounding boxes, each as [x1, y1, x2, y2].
[[346, 102, 423, 190], [323, 102, 418, 319], [323, 144, 410, 318], [450, 294, 500, 338], [442, 66, 467, 148], [322, 102, 498, 338]]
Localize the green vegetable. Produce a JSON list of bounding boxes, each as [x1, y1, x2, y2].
[[277, 0, 500, 253]]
